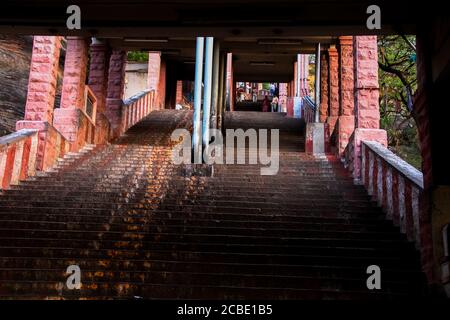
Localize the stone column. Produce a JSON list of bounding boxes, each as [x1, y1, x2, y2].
[[105, 50, 126, 137], [158, 59, 167, 109], [176, 80, 183, 105], [88, 39, 111, 144], [53, 37, 89, 143], [147, 51, 161, 109], [88, 40, 110, 114], [326, 46, 339, 134], [19, 36, 62, 125], [354, 36, 381, 129], [293, 60, 298, 97], [279, 83, 288, 112], [226, 53, 234, 111], [352, 36, 387, 181], [337, 36, 355, 155], [319, 52, 329, 123]]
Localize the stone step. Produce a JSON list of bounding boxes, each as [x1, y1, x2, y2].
[[0, 218, 396, 233], [0, 110, 427, 299], [0, 257, 423, 282], [0, 281, 413, 300], [0, 269, 425, 294]]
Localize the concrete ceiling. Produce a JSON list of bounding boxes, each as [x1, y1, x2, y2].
[[0, 0, 435, 37], [108, 36, 335, 82], [1, 0, 435, 82]]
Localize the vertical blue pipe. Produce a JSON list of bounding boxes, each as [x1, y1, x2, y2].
[[201, 37, 214, 155], [192, 37, 204, 164], [314, 43, 321, 123]]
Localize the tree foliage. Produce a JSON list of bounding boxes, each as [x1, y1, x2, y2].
[[378, 35, 421, 169], [127, 51, 148, 62]]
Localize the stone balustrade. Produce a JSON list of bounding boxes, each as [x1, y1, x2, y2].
[[121, 90, 156, 133], [0, 128, 70, 190], [360, 141, 424, 248]]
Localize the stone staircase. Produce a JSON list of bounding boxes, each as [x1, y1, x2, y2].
[[0, 110, 427, 299]]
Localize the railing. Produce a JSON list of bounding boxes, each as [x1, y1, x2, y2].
[[0, 130, 38, 190], [361, 141, 424, 248], [121, 89, 156, 133], [302, 96, 316, 123], [0, 89, 156, 191], [0, 128, 70, 190]]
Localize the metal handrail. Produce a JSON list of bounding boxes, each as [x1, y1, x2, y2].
[[302, 96, 316, 110]]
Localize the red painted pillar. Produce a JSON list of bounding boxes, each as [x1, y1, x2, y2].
[[279, 83, 288, 112], [176, 80, 183, 105], [105, 50, 126, 137], [158, 59, 167, 109], [354, 36, 381, 129], [89, 40, 110, 114], [88, 39, 111, 143], [53, 37, 89, 143], [147, 51, 162, 108], [351, 36, 387, 181], [226, 53, 234, 111], [18, 36, 62, 125], [319, 52, 329, 123], [337, 36, 355, 156], [147, 52, 161, 90], [293, 60, 298, 96], [326, 46, 339, 134]]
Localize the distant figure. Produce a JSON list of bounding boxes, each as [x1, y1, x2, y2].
[[269, 83, 276, 96], [262, 95, 270, 112], [271, 96, 279, 112]]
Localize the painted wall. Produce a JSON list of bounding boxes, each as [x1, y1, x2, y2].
[[124, 62, 148, 100]]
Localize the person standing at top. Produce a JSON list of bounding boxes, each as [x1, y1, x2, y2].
[[262, 95, 270, 112], [269, 83, 276, 96], [271, 96, 279, 112]]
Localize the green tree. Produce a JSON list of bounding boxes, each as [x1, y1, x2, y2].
[[378, 35, 421, 169], [127, 51, 149, 62]]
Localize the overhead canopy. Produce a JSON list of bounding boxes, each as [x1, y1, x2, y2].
[[0, 0, 432, 36], [1, 0, 434, 82]]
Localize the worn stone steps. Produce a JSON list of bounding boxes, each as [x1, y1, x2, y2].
[[0, 218, 396, 233], [0, 270, 424, 295], [0, 110, 428, 299], [0, 281, 412, 300], [0, 211, 389, 226]]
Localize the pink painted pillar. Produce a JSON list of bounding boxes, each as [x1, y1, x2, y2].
[[53, 37, 89, 142], [299, 54, 310, 97], [105, 50, 126, 136], [148, 52, 162, 109], [18, 36, 62, 125], [147, 52, 161, 90], [176, 80, 183, 105], [294, 60, 298, 96], [279, 83, 288, 112], [88, 40, 110, 114], [337, 36, 355, 156], [158, 59, 167, 109], [326, 46, 339, 135], [226, 53, 234, 111], [319, 52, 329, 123], [352, 36, 387, 181], [89, 40, 111, 144], [354, 36, 381, 129]]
